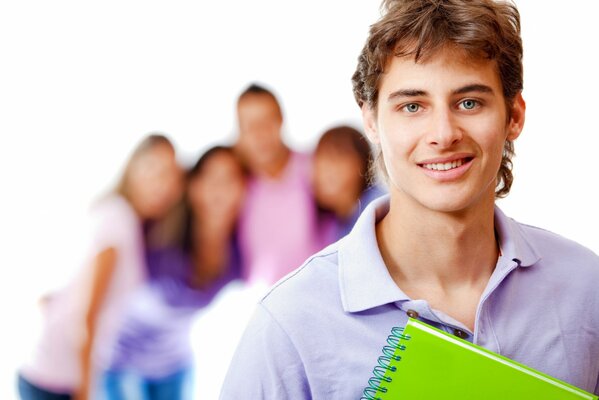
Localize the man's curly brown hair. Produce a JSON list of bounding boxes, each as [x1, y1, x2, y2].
[[352, 0, 523, 197]]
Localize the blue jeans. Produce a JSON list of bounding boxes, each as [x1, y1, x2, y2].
[[101, 368, 191, 400], [17, 374, 72, 400]]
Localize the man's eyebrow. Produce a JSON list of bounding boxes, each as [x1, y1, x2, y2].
[[387, 89, 428, 102], [452, 84, 494, 95], [386, 84, 494, 102]]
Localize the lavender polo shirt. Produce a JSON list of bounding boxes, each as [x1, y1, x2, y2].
[[220, 196, 599, 399]]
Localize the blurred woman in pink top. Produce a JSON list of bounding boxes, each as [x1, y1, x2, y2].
[[18, 134, 183, 400]]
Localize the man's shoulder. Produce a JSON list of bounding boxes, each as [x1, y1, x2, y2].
[[287, 150, 313, 175], [289, 149, 311, 163], [259, 242, 342, 319], [515, 219, 599, 270]]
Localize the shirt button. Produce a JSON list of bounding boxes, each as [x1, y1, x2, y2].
[[406, 309, 419, 319], [453, 329, 468, 339]]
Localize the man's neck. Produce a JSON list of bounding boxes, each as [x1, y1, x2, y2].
[[376, 192, 499, 319], [254, 147, 291, 179]]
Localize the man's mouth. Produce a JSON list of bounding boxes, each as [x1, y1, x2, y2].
[[419, 157, 473, 171]]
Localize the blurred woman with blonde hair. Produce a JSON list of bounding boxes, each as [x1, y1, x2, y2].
[[18, 134, 183, 400]]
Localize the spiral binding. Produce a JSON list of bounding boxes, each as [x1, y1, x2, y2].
[[360, 326, 411, 400]]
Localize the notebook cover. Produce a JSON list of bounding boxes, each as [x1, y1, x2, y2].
[[366, 318, 597, 400]]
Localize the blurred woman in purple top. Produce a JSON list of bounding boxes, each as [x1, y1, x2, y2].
[[18, 135, 183, 400], [101, 146, 246, 400], [312, 125, 386, 248]]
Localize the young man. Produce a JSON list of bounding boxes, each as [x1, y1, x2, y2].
[[220, 1, 599, 398], [234, 84, 319, 286]]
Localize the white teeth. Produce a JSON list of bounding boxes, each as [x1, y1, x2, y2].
[[422, 158, 465, 171]]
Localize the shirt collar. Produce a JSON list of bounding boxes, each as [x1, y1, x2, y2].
[[493, 206, 542, 268], [338, 196, 542, 313], [338, 195, 410, 313]]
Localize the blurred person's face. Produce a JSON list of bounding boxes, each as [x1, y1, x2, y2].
[[188, 151, 246, 224], [237, 93, 284, 172], [128, 143, 183, 219], [313, 145, 364, 214]]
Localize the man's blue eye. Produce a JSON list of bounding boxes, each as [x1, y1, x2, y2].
[[405, 103, 420, 112], [461, 100, 477, 110]]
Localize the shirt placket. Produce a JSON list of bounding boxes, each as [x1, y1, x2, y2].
[[394, 255, 521, 349], [472, 256, 521, 352]]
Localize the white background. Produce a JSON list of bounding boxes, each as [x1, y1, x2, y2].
[[1, 1, 598, 398]]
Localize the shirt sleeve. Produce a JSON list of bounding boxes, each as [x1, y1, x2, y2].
[[219, 303, 311, 399], [88, 197, 137, 252]]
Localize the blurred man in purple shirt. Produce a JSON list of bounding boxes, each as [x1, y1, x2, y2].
[[220, 1, 599, 398], [235, 84, 319, 285]]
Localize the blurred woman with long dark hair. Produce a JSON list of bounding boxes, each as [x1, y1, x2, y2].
[[312, 125, 385, 247], [101, 146, 246, 400]]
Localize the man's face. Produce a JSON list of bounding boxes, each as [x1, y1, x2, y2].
[[237, 93, 284, 172], [362, 46, 525, 214]]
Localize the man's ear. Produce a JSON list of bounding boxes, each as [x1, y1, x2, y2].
[[507, 92, 526, 141], [361, 104, 380, 144]]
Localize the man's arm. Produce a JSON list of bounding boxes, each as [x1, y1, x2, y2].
[[220, 303, 311, 399]]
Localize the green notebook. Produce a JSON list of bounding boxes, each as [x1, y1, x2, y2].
[[361, 318, 597, 400]]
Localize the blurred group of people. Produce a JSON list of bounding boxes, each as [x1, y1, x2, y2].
[[17, 83, 384, 400]]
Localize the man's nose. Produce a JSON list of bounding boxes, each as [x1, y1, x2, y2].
[[425, 108, 463, 148]]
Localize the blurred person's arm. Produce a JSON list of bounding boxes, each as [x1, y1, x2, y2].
[[37, 292, 54, 308], [76, 247, 117, 400]]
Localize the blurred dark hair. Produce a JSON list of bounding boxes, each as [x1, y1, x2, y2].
[[183, 146, 243, 250], [149, 146, 245, 252], [188, 145, 237, 180], [316, 125, 374, 193], [237, 82, 283, 117]]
